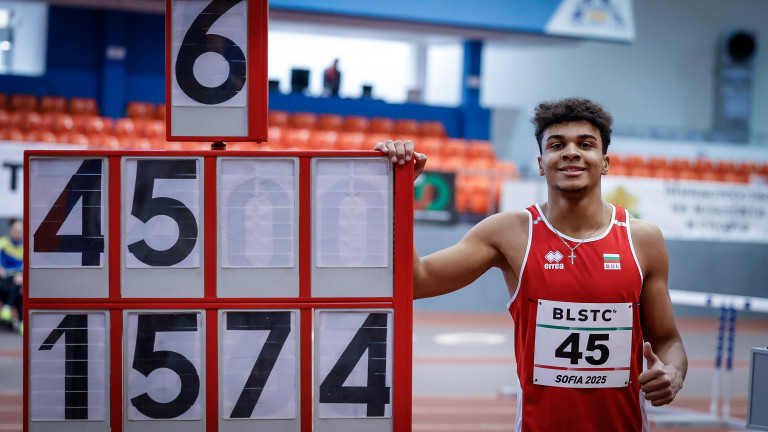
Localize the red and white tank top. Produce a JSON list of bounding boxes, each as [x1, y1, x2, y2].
[[507, 203, 647, 432]]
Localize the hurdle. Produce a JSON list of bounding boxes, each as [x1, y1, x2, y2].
[[647, 289, 768, 428]]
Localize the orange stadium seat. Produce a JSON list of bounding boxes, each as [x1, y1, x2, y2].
[[25, 129, 58, 143], [337, 131, 366, 150], [126, 101, 154, 119], [343, 115, 369, 132], [317, 113, 344, 131], [268, 110, 290, 127], [723, 172, 749, 183], [39, 96, 68, 113], [21, 111, 44, 131], [647, 156, 668, 171], [670, 157, 691, 171], [715, 160, 735, 174], [442, 138, 467, 159], [395, 119, 421, 139], [10, 94, 37, 112], [0, 94, 7, 110], [700, 170, 725, 183], [82, 116, 113, 135], [420, 120, 446, 137], [114, 118, 138, 137], [56, 131, 90, 145], [608, 164, 628, 176], [369, 117, 394, 134], [291, 112, 317, 129], [467, 140, 496, 161], [0, 127, 25, 141], [52, 113, 76, 134], [283, 128, 311, 149], [155, 103, 166, 120], [0, 110, 9, 129], [308, 129, 339, 150], [693, 158, 713, 172], [143, 119, 165, 138], [624, 154, 645, 168], [69, 97, 99, 116]]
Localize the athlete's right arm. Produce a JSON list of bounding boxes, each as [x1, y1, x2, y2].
[[375, 139, 513, 299], [413, 214, 510, 299]]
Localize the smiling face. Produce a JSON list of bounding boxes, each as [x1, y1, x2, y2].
[[537, 121, 610, 194]]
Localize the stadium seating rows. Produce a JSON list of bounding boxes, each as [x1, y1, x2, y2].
[[1, 93, 766, 214]]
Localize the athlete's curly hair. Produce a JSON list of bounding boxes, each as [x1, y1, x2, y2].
[[532, 97, 613, 154]]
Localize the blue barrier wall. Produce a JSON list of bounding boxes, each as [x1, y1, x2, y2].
[[0, 5, 490, 139]]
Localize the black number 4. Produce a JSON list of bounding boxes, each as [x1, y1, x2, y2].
[[33, 159, 104, 266], [319, 313, 391, 417], [555, 333, 610, 366], [226, 311, 292, 418]]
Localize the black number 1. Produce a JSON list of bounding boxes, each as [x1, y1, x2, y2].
[[39, 314, 89, 420], [226, 311, 291, 418], [319, 313, 391, 416]]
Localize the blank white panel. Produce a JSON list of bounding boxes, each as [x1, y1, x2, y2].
[[312, 158, 393, 297], [218, 158, 300, 297], [171, 106, 248, 137], [29, 311, 108, 423]]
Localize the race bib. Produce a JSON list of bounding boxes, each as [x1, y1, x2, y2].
[[533, 300, 633, 388]]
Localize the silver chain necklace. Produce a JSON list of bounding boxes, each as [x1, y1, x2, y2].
[[546, 202, 606, 265]]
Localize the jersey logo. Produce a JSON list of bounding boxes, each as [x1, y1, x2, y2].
[[545, 251, 564, 270], [603, 253, 621, 270]]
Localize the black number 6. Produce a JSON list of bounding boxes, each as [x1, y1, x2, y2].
[[175, 0, 246, 105]]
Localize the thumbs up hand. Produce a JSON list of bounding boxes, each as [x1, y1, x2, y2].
[[638, 342, 684, 406]]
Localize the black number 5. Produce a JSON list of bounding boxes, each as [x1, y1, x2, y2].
[[128, 159, 198, 266], [175, 0, 246, 105], [130, 313, 200, 419]]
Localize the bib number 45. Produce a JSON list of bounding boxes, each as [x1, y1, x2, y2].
[[555, 333, 610, 366]]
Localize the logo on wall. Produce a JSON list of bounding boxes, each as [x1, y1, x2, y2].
[[604, 185, 640, 219], [572, 0, 625, 28], [545, 0, 635, 42], [414, 171, 457, 223]]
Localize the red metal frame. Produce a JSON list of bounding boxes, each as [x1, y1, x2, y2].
[[24, 149, 413, 432], [165, 0, 268, 143]]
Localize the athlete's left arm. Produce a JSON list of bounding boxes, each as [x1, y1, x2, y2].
[[632, 218, 688, 406]]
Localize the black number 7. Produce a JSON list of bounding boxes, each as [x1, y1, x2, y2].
[[226, 311, 292, 418]]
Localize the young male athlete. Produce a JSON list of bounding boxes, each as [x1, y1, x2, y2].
[[375, 97, 687, 431]]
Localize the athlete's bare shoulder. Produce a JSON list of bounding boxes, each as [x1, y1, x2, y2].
[[471, 210, 529, 240], [465, 210, 530, 271], [627, 215, 667, 276], [627, 215, 665, 245]]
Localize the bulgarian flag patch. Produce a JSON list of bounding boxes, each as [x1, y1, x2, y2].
[[604, 253, 621, 270]]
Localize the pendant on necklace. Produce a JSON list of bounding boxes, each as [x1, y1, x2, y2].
[[567, 251, 576, 264]]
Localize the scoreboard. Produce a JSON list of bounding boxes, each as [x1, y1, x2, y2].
[[23, 150, 414, 432]]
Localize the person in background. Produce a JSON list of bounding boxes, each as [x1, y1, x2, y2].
[[0, 218, 23, 333], [323, 58, 342, 97], [375, 97, 687, 431]]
